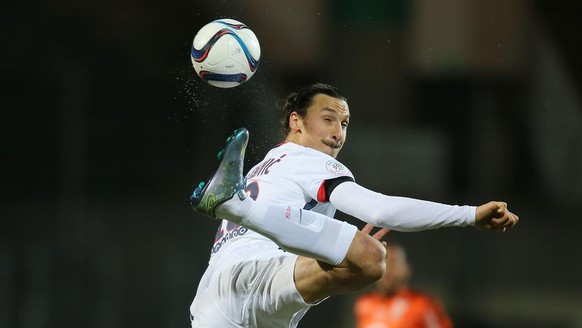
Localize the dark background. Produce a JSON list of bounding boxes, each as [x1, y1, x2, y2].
[[3, 0, 582, 327]]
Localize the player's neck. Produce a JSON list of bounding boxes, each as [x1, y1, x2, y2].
[[284, 134, 300, 145]]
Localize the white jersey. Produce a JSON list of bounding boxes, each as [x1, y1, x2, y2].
[[191, 141, 476, 327], [208, 142, 354, 265]]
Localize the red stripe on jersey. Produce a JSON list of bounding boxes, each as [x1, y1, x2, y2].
[[317, 180, 327, 202]]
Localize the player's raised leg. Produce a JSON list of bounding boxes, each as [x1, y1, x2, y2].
[[190, 127, 250, 217], [294, 225, 390, 304], [190, 128, 359, 266]]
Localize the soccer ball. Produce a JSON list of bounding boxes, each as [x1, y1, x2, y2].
[[190, 19, 261, 88]]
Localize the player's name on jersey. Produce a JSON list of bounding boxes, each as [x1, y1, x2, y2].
[[247, 154, 287, 179]]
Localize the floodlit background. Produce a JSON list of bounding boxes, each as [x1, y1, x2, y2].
[[3, 0, 582, 327]]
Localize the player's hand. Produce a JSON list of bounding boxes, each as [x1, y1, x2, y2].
[[475, 201, 519, 232], [361, 223, 390, 247]]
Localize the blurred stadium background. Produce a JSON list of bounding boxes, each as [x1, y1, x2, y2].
[[3, 0, 582, 327]]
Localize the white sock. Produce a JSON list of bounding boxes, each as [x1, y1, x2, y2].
[[216, 197, 357, 266]]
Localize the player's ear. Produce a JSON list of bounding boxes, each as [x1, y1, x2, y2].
[[289, 112, 301, 132]]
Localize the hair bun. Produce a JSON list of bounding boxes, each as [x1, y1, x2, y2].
[[285, 93, 298, 106]]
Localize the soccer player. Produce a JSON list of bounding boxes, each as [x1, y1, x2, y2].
[[189, 83, 519, 327], [354, 243, 453, 328]]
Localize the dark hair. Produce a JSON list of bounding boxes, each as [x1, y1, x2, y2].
[[280, 83, 348, 136]]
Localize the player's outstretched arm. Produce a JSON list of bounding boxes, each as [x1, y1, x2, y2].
[[329, 181, 520, 232], [474, 201, 519, 232]]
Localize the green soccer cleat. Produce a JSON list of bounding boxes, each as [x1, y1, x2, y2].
[[190, 128, 249, 218]]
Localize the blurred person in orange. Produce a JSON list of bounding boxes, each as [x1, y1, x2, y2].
[[354, 243, 453, 328]]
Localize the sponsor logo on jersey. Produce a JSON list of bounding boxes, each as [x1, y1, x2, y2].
[[211, 225, 248, 255], [326, 160, 349, 175]]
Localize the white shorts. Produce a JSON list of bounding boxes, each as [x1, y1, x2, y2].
[[190, 251, 312, 328]]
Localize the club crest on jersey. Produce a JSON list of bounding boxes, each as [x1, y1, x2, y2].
[[326, 160, 349, 175]]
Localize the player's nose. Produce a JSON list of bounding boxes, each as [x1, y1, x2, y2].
[[331, 129, 344, 143]]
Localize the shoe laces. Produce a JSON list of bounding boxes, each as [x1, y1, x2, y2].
[[235, 177, 247, 200]]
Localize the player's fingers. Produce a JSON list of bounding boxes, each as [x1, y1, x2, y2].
[[496, 202, 508, 217], [496, 212, 519, 232], [491, 216, 508, 226], [498, 208, 519, 228], [491, 202, 514, 226], [497, 213, 514, 227], [504, 212, 519, 227], [372, 228, 390, 240], [506, 212, 519, 227], [360, 223, 374, 234]]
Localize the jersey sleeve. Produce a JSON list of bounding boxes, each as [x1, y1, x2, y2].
[[329, 181, 476, 230], [317, 176, 355, 202], [292, 148, 354, 202]]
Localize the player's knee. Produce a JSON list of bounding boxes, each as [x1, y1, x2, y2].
[[344, 235, 386, 288], [359, 239, 386, 281]]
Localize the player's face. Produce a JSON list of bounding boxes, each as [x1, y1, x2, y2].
[[294, 94, 350, 158]]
